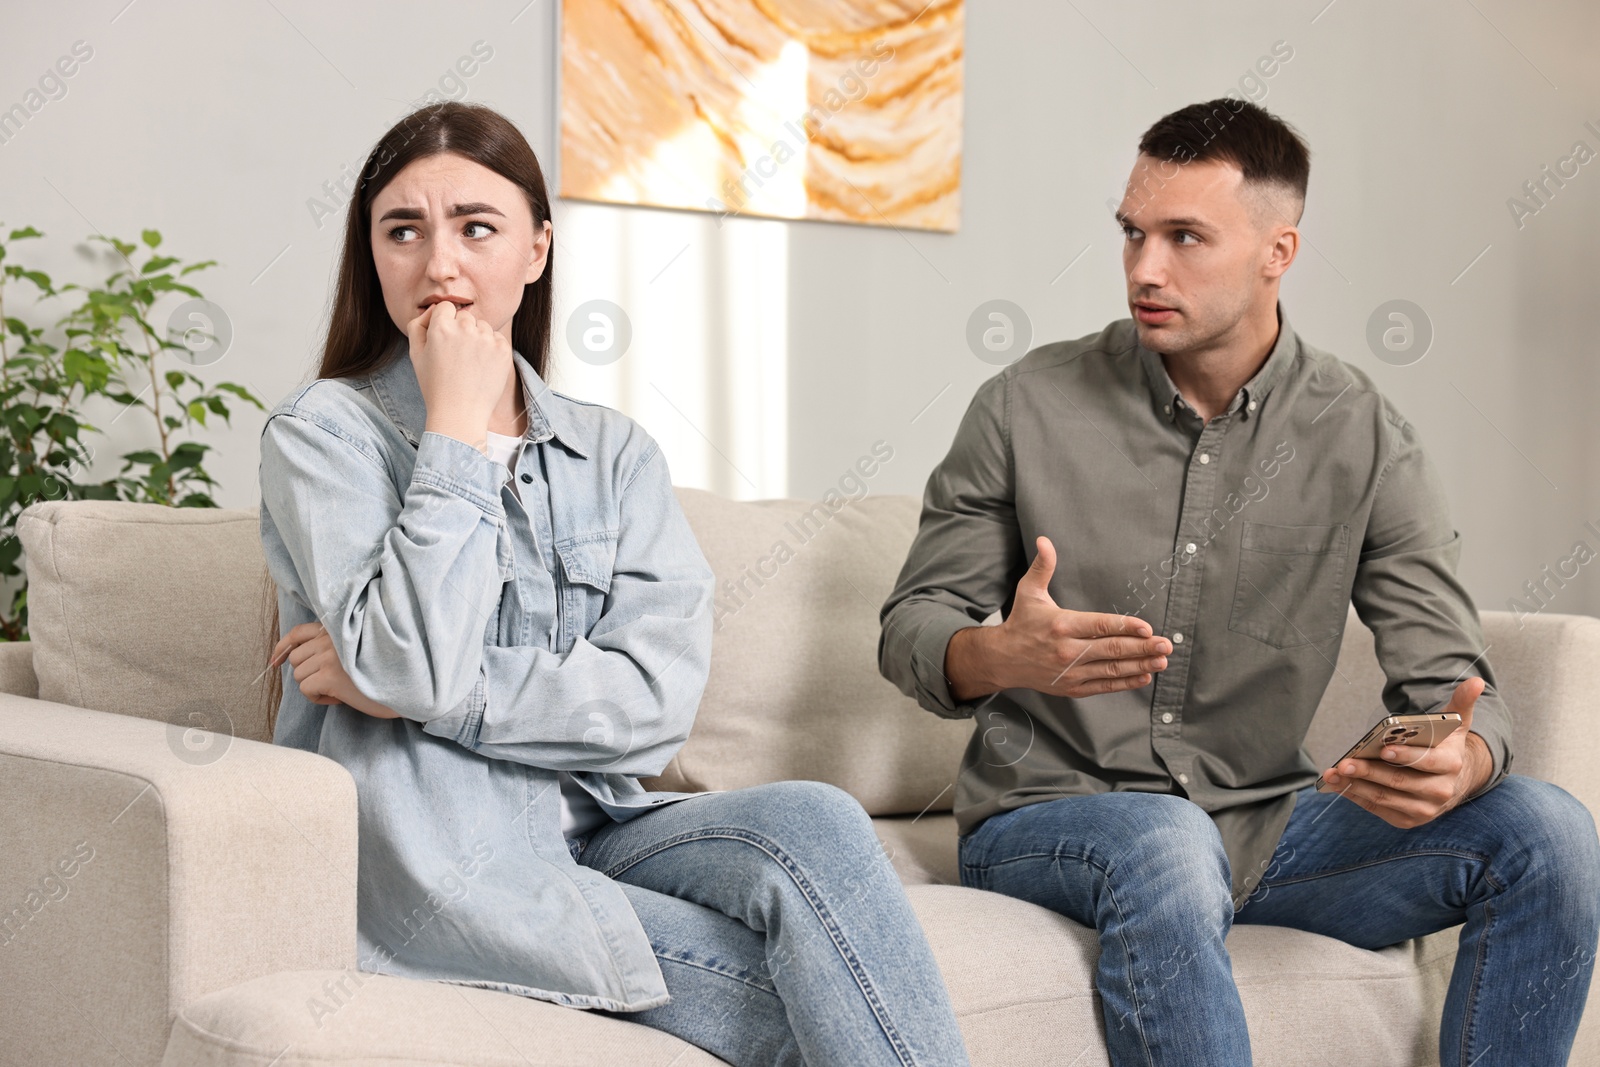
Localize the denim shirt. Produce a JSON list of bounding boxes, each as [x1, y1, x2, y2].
[[258, 337, 717, 1011]]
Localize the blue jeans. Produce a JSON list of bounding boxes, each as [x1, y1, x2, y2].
[[957, 776, 1600, 1066], [573, 779, 973, 1067]]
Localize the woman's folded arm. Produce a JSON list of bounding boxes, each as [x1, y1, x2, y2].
[[421, 444, 715, 777], [260, 404, 508, 720]]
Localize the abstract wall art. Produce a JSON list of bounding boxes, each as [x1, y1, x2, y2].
[[559, 0, 964, 231]]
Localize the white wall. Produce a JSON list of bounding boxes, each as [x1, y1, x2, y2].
[[2, 0, 1597, 619]]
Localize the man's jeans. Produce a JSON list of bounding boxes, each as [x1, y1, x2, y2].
[[957, 776, 1600, 1066], [572, 779, 972, 1067]]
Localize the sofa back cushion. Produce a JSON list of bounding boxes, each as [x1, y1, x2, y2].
[[651, 489, 974, 814], [18, 500, 274, 746], [15, 493, 975, 813], [19, 492, 1463, 818]]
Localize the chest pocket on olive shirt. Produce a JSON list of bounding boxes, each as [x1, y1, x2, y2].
[[1228, 521, 1350, 650], [554, 531, 617, 653]]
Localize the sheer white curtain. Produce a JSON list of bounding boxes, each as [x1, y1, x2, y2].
[[549, 201, 790, 502]]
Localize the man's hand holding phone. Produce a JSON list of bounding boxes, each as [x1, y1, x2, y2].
[[945, 535, 1172, 702], [1318, 676, 1495, 829]]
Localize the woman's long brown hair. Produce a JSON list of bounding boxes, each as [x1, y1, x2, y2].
[[260, 101, 556, 741]]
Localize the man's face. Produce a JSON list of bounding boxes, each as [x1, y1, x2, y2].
[[1116, 153, 1293, 356]]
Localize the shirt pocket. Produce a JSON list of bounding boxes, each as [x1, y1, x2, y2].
[[495, 517, 516, 582], [1228, 521, 1350, 650], [554, 530, 618, 653]]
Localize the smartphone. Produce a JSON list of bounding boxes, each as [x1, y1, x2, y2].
[[1314, 712, 1464, 790]]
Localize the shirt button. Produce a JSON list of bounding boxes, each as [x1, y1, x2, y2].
[[1199, 453, 1210, 464], [1172, 632, 1185, 644], [1175, 399, 1185, 409], [1247, 400, 1258, 412], [1178, 772, 1190, 785], [1185, 542, 1197, 554], [520, 473, 533, 483], [1163, 404, 1171, 414], [1161, 712, 1174, 724]]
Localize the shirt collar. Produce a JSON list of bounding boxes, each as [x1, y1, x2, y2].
[[366, 336, 589, 459], [1138, 302, 1299, 424]]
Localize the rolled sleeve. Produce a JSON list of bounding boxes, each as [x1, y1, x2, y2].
[[1350, 414, 1514, 796], [878, 374, 1021, 720], [412, 430, 512, 513], [892, 609, 1003, 719], [428, 670, 488, 748]]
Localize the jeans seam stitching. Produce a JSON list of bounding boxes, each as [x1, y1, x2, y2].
[[1459, 898, 1493, 1067], [1079, 852, 1160, 1067], [967, 848, 1097, 870], [969, 844, 1158, 1066], [598, 826, 923, 1067], [652, 949, 782, 997], [1256, 848, 1493, 890]]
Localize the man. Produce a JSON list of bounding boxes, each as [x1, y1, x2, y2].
[[878, 98, 1600, 1065]]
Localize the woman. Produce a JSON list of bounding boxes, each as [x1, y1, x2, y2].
[[255, 100, 971, 1067]]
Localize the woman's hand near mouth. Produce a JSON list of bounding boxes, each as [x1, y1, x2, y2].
[[407, 296, 511, 452]]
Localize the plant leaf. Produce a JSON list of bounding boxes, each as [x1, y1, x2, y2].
[[45, 413, 78, 440], [213, 381, 267, 410], [145, 277, 201, 297]]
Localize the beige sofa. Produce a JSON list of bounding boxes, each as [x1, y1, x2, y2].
[[2, 491, 1597, 1067]]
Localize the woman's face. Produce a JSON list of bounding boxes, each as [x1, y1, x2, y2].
[[369, 151, 552, 344]]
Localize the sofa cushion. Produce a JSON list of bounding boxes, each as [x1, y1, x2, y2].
[[18, 501, 273, 744], [873, 812, 962, 886], [20, 493, 1595, 826], [9, 491, 1374, 796], [0, 639, 37, 699], [159, 886, 1460, 1067], [11, 491, 975, 820], [161, 970, 731, 1067], [647, 488, 972, 816], [909, 884, 1458, 1067]]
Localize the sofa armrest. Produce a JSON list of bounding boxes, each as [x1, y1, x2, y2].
[[1479, 610, 1600, 817], [0, 695, 357, 1067], [0, 639, 38, 698]]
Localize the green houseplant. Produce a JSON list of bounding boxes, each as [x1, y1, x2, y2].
[[0, 223, 266, 641]]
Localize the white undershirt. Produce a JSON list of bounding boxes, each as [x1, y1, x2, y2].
[[483, 428, 611, 842]]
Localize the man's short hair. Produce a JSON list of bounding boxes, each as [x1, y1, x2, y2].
[[1138, 99, 1310, 220]]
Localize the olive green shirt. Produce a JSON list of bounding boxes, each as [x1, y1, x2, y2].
[[877, 307, 1512, 907]]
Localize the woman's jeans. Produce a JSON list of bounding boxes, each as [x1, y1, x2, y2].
[[573, 779, 972, 1067], [957, 776, 1600, 1067]]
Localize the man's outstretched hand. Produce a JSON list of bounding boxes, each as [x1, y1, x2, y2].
[[1318, 676, 1495, 829], [945, 535, 1172, 702]]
